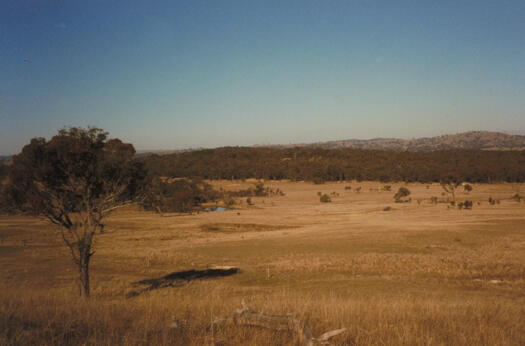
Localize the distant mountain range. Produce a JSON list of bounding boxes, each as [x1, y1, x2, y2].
[[288, 131, 525, 151]]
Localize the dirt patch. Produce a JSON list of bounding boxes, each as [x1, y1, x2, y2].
[[200, 223, 292, 233]]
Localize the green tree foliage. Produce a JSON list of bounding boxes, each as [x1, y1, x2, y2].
[[1, 127, 147, 297]]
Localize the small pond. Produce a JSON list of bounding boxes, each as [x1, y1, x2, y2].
[[204, 207, 232, 212]]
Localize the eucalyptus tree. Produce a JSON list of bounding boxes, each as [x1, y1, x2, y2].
[[3, 127, 146, 297]]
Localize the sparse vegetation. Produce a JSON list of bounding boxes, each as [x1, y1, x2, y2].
[[394, 187, 411, 203], [1, 181, 524, 345], [319, 194, 331, 203], [2, 132, 525, 344], [441, 176, 462, 203], [228, 182, 284, 198], [457, 200, 473, 210]]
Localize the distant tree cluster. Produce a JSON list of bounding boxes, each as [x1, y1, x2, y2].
[[142, 178, 219, 214], [142, 147, 525, 183], [228, 182, 284, 198]]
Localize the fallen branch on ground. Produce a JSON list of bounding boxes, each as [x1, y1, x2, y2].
[[210, 300, 346, 346]]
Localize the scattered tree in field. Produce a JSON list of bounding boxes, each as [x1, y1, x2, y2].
[[319, 194, 331, 203], [488, 197, 500, 205], [457, 200, 473, 209], [394, 187, 411, 202], [2, 127, 146, 297], [440, 176, 462, 203], [463, 183, 473, 193]]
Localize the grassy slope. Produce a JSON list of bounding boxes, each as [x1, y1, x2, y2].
[[1, 181, 524, 345]]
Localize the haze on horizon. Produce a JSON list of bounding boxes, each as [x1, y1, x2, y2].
[[1, 0, 525, 155]]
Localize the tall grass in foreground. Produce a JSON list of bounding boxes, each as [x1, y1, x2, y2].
[[1, 284, 523, 345]]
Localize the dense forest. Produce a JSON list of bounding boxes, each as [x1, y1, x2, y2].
[[141, 147, 525, 183]]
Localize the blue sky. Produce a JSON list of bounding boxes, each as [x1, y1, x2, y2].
[[1, 0, 525, 154]]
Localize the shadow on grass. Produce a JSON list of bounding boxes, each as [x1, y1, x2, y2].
[[127, 267, 239, 298]]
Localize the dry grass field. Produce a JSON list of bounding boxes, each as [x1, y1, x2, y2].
[[1, 181, 524, 345]]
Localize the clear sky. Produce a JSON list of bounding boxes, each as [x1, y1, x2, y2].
[[1, 0, 525, 154]]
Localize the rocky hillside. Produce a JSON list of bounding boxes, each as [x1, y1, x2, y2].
[[308, 131, 525, 151]]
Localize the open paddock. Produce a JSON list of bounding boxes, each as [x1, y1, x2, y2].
[[1, 181, 524, 345]]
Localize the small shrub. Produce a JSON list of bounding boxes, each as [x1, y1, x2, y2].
[[383, 206, 392, 211], [355, 187, 362, 193], [383, 185, 391, 191], [457, 200, 473, 210], [463, 184, 473, 193], [345, 186, 352, 190], [320, 194, 331, 203], [430, 196, 438, 204], [489, 197, 496, 205], [394, 187, 411, 202], [246, 197, 253, 205]]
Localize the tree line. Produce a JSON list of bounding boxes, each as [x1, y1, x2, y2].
[[142, 146, 525, 183]]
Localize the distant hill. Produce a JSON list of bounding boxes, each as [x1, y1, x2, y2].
[[304, 131, 525, 151], [136, 131, 525, 156]]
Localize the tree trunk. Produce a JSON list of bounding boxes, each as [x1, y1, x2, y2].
[[78, 245, 91, 298]]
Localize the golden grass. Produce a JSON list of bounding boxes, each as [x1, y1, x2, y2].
[[200, 223, 293, 233], [1, 181, 525, 345]]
